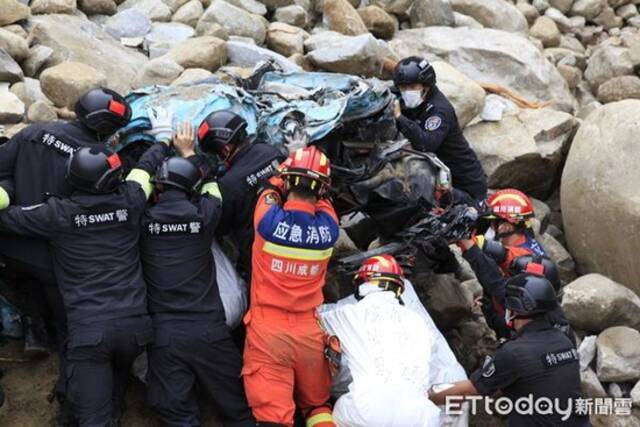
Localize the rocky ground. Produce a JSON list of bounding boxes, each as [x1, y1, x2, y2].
[[3, 0, 640, 425]]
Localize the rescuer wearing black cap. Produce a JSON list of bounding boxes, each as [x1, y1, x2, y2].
[[0, 87, 133, 425], [0, 107, 174, 426], [429, 274, 589, 427], [140, 122, 255, 426]]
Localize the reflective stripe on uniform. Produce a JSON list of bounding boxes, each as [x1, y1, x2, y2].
[[126, 168, 153, 199], [306, 412, 334, 427], [201, 182, 222, 201], [263, 241, 333, 261], [0, 186, 9, 210]]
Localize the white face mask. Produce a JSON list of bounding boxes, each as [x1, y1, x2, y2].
[[401, 90, 423, 108]]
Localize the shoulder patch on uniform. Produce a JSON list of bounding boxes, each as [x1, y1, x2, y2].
[[265, 193, 279, 205], [481, 355, 496, 378], [425, 116, 442, 131], [541, 348, 579, 370]]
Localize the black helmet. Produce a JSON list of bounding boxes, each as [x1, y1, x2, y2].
[[197, 110, 248, 156], [393, 57, 436, 87], [152, 157, 203, 195], [510, 254, 561, 292], [75, 88, 131, 137], [65, 147, 123, 194], [505, 273, 558, 316]]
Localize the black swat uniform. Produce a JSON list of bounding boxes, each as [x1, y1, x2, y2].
[[217, 143, 285, 280], [470, 318, 589, 427], [396, 86, 487, 203], [140, 158, 255, 427], [0, 142, 169, 426]]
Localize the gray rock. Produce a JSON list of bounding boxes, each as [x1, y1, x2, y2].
[[0, 0, 30, 26], [419, 273, 472, 331], [557, 64, 582, 89], [0, 49, 23, 84], [266, 22, 308, 56], [584, 44, 633, 91], [545, 47, 587, 69], [162, 0, 189, 13], [597, 75, 640, 103], [22, 45, 54, 78], [559, 35, 586, 53], [224, 0, 267, 15], [27, 100, 57, 123], [358, 6, 397, 39], [323, 0, 369, 36], [608, 0, 632, 7], [539, 233, 577, 283], [531, 16, 561, 47], [166, 36, 227, 70], [30, 0, 77, 14], [79, 0, 117, 14], [135, 56, 184, 87], [570, 0, 605, 20], [0, 90, 25, 124], [0, 28, 28, 62], [596, 326, 640, 382], [453, 11, 483, 28], [105, 9, 152, 39], [40, 61, 107, 108], [465, 108, 576, 199], [545, 7, 575, 32], [30, 14, 149, 94], [562, 274, 640, 332], [629, 15, 640, 28], [617, 3, 638, 19], [517, 2, 540, 25], [631, 380, 640, 406], [198, 0, 266, 44], [367, 0, 412, 14], [170, 67, 213, 85], [9, 78, 52, 110], [226, 39, 302, 72], [578, 335, 597, 371], [389, 27, 575, 112], [144, 22, 195, 58], [549, 0, 575, 14], [533, 0, 550, 14], [171, 0, 204, 27], [593, 6, 623, 28], [117, 0, 172, 21], [581, 368, 608, 398], [410, 0, 456, 28], [274, 5, 310, 28], [450, 0, 529, 33], [306, 33, 388, 77]]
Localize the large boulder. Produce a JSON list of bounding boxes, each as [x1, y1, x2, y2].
[[79, 0, 117, 15], [166, 36, 227, 71], [172, 0, 204, 27], [9, 78, 52, 110], [31, 0, 77, 14], [561, 274, 640, 333], [432, 61, 485, 128], [539, 232, 577, 283], [226, 40, 302, 72], [561, 100, 640, 294], [305, 33, 389, 77], [144, 22, 195, 58], [198, 0, 266, 44], [530, 16, 561, 47], [464, 107, 577, 199], [409, 0, 456, 28], [0, 28, 29, 62], [323, 0, 368, 36], [581, 368, 607, 399], [224, 0, 267, 15], [27, 100, 58, 123], [40, 61, 107, 109], [0, 0, 31, 26], [570, 0, 604, 20], [389, 27, 575, 112], [596, 326, 640, 383], [368, 0, 412, 14], [0, 50, 23, 84], [584, 44, 633, 92], [449, 0, 528, 33], [274, 5, 310, 28], [117, 0, 172, 21], [266, 22, 308, 57], [597, 75, 640, 104], [104, 9, 152, 40], [358, 5, 397, 39], [0, 89, 25, 124], [134, 57, 184, 88], [29, 14, 149, 94]]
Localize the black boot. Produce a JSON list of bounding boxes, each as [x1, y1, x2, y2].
[[23, 316, 49, 357]]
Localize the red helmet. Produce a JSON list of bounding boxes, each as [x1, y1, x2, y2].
[[354, 254, 405, 294], [485, 189, 534, 224], [281, 146, 331, 196]]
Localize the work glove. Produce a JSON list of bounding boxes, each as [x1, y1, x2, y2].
[[147, 107, 173, 144]]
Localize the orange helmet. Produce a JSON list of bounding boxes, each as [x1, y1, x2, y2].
[[354, 254, 405, 295], [281, 146, 331, 196], [485, 189, 534, 225]]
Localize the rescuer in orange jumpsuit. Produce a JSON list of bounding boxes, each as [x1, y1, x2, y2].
[[242, 146, 339, 427]]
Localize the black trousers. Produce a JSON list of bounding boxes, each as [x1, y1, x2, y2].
[[65, 315, 153, 427], [147, 319, 255, 427]]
